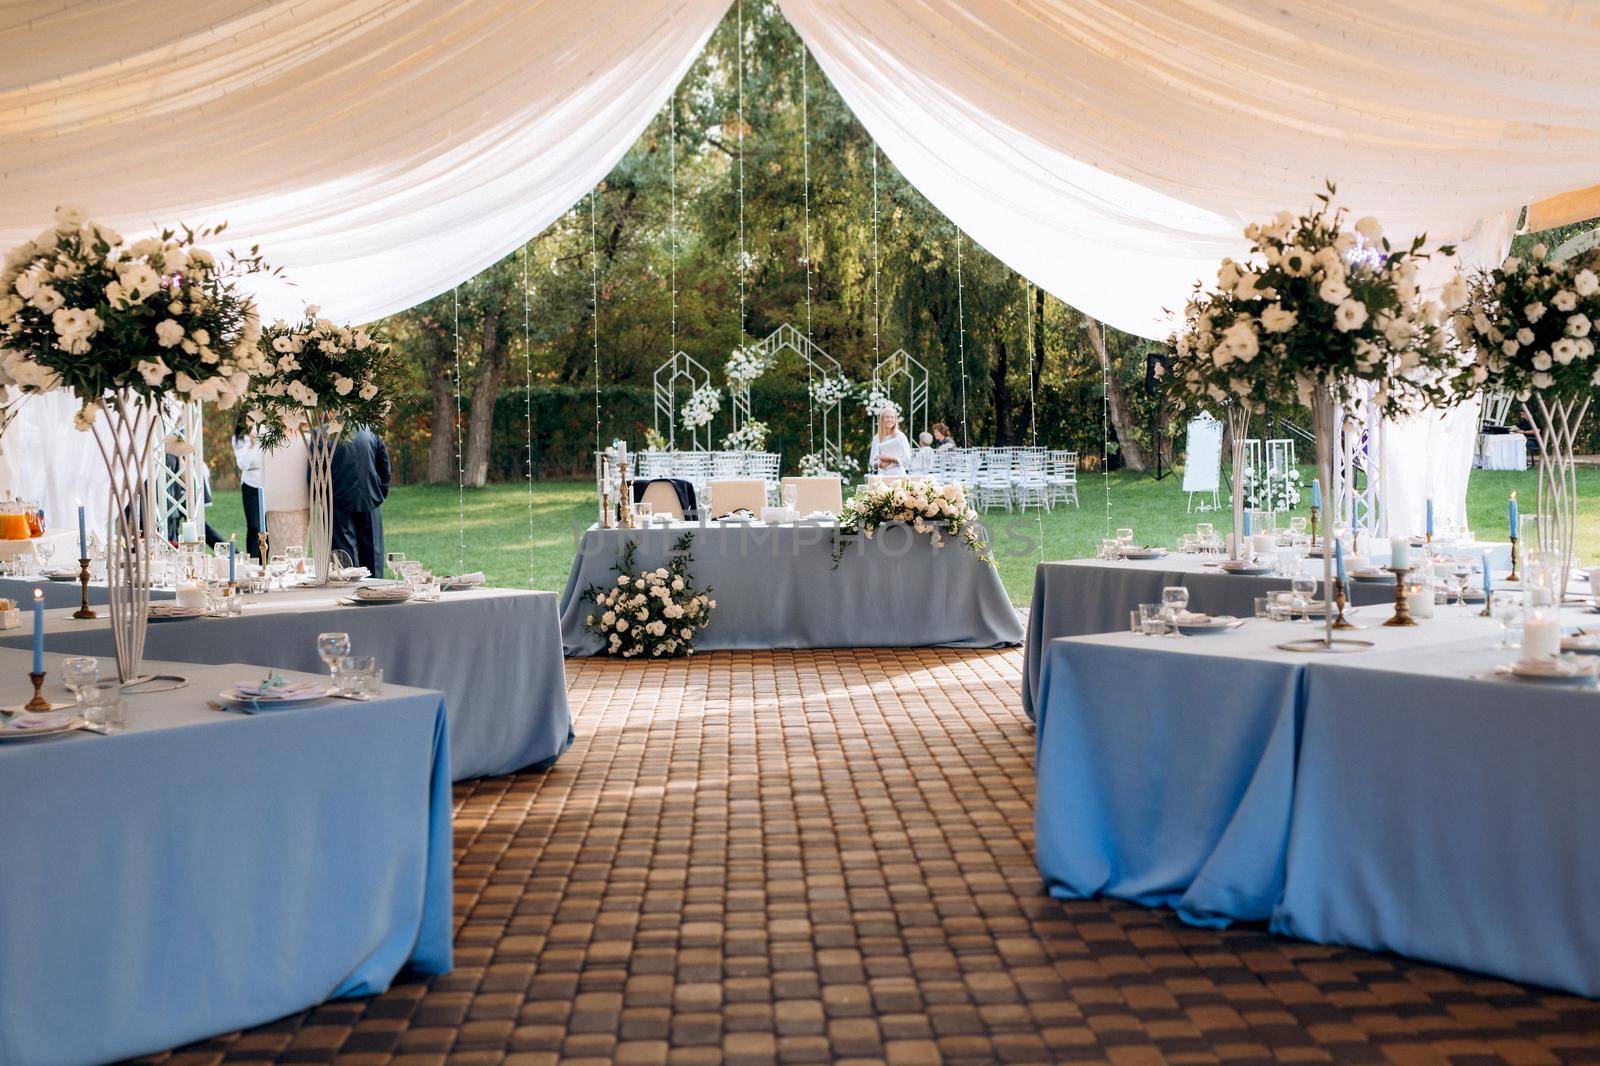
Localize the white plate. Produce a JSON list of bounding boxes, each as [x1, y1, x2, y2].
[[1561, 633, 1600, 654], [1350, 570, 1393, 583], [148, 605, 207, 622], [0, 712, 84, 740], [1505, 658, 1600, 683], [340, 596, 409, 607], [1121, 548, 1167, 560], [1218, 564, 1273, 576], [44, 572, 77, 582], [216, 686, 335, 710], [1176, 616, 1242, 634]]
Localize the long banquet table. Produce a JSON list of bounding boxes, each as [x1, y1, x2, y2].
[[559, 520, 1023, 654], [0, 573, 176, 609], [1033, 603, 1600, 996], [0, 651, 452, 1066], [0, 584, 571, 781]]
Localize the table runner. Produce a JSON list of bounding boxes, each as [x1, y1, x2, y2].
[[0, 585, 570, 781], [0, 653, 452, 1065], [559, 522, 1023, 654]]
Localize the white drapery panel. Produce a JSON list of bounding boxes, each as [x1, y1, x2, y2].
[[0, 0, 728, 325], [780, 0, 1600, 338]]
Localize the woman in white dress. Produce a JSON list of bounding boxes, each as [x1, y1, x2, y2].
[[868, 409, 912, 475]]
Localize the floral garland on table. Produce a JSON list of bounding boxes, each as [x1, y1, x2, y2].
[[243, 306, 394, 446], [680, 383, 721, 430], [721, 419, 768, 451], [809, 373, 853, 408], [834, 479, 992, 565], [798, 450, 861, 479], [583, 533, 715, 657], [724, 343, 772, 388], [1165, 185, 1460, 419], [1447, 243, 1600, 400], [0, 207, 269, 425]]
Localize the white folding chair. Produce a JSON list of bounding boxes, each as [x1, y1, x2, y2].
[[1047, 451, 1080, 509], [974, 449, 1014, 512], [1015, 449, 1050, 512]]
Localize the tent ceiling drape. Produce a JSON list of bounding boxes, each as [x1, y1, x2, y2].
[[4, 1, 1600, 335]]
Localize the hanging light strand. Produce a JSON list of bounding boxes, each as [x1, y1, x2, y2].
[[590, 188, 601, 459], [1100, 320, 1113, 538], [956, 228, 969, 448], [523, 244, 534, 588], [453, 285, 464, 573], [1028, 282, 1043, 563], [801, 43, 813, 453], [871, 143, 880, 365], [669, 92, 677, 361], [735, 0, 746, 346]]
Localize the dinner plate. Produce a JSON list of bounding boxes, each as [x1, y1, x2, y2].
[[1176, 616, 1242, 634], [339, 595, 409, 607], [1218, 563, 1273, 576], [216, 685, 335, 710], [0, 712, 84, 740], [1121, 548, 1167, 560], [148, 605, 207, 622], [1350, 570, 1393, 582], [1561, 633, 1600, 654], [1504, 658, 1600, 684], [44, 572, 77, 582]]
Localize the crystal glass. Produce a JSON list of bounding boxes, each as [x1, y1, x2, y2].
[[1129, 608, 1141, 634], [317, 631, 351, 677], [1137, 602, 1165, 636], [62, 656, 99, 704], [36, 540, 55, 572], [1195, 522, 1215, 540], [1291, 572, 1317, 620], [385, 551, 407, 581], [268, 553, 290, 589], [336, 655, 378, 697], [1179, 533, 1197, 553], [1115, 527, 1135, 547], [1269, 591, 1293, 622], [1253, 596, 1271, 620], [636, 501, 655, 524], [285, 544, 306, 578], [1288, 516, 1307, 538], [1098, 538, 1119, 560], [1161, 585, 1188, 617], [83, 681, 126, 734], [782, 485, 798, 510], [1493, 591, 1523, 650]]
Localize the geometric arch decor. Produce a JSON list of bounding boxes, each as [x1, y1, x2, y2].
[[653, 350, 713, 451]]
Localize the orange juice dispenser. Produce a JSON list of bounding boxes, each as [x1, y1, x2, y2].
[[0, 499, 32, 540]]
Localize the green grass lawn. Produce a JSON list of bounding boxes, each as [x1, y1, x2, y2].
[[206, 467, 1600, 605]]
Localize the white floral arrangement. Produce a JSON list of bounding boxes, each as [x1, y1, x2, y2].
[[583, 533, 714, 658], [1243, 465, 1302, 513], [245, 305, 394, 448], [0, 206, 270, 427], [721, 420, 768, 451], [1448, 242, 1600, 400], [835, 479, 992, 564], [809, 374, 854, 408], [724, 344, 772, 388], [860, 385, 900, 418], [680, 383, 722, 430], [1167, 186, 1460, 419], [798, 450, 861, 479]]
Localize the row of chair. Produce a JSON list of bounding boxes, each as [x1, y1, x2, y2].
[[636, 475, 845, 519]]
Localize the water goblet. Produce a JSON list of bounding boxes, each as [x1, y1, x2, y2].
[[1291, 572, 1318, 621], [1288, 516, 1307, 539], [62, 656, 99, 705], [36, 540, 55, 574], [1161, 586, 1189, 636], [317, 632, 352, 679], [782, 484, 799, 511], [385, 551, 407, 581], [1493, 592, 1523, 650], [1116, 527, 1135, 547]]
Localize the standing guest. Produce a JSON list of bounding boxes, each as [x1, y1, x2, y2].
[[329, 426, 391, 576], [868, 409, 912, 474], [231, 413, 264, 559], [931, 422, 957, 450]]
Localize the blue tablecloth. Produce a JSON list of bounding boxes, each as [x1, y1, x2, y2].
[[1277, 645, 1600, 997], [560, 522, 1023, 654], [0, 585, 571, 781], [1033, 630, 1307, 926], [1022, 557, 1396, 720], [0, 574, 174, 610], [0, 654, 452, 1066]]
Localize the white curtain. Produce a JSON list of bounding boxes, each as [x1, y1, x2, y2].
[[0, 393, 111, 539], [0, 0, 729, 325], [780, 0, 1600, 338]]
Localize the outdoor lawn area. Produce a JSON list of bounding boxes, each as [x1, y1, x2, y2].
[[206, 466, 1600, 605]]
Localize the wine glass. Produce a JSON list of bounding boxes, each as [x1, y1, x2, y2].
[[1493, 592, 1523, 650], [782, 484, 799, 511], [36, 540, 55, 574], [1161, 585, 1189, 635], [268, 554, 290, 590], [1291, 572, 1318, 621], [285, 544, 306, 577], [317, 632, 352, 678], [1116, 527, 1135, 548], [386, 551, 406, 581], [61, 656, 99, 704]]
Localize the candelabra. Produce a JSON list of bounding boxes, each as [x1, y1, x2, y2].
[[1507, 534, 1520, 583], [1331, 577, 1355, 629]]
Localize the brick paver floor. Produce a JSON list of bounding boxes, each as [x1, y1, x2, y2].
[[140, 646, 1600, 1064]]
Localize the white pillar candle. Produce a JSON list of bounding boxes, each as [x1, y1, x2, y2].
[[1523, 612, 1561, 660], [1406, 583, 1435, 619], [1389, 536, 1411, 571], [1251, 533, 1276, 558], [175, 582, 207, 610]]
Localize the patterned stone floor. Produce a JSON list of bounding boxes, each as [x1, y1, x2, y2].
[[142, 646, 1600, 1065]]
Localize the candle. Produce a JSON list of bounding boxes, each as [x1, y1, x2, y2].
[[1390, 536, 1411, 571], [1523, 611, 1560, 660], [1482, 549, 1493, 597], [1335, 536, 1347, 586], [31, 588, 43, 674], [76, 500, 86, 559], [1509, 492, 1518, 539], [258, 487, 267, 541], [228, 535, 237, 583], [1242, 509, 1252, 538], [1311, 479, 1322, 510], [1426, 498, 1434, 537]]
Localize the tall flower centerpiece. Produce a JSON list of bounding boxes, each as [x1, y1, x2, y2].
[[0, 207, 268, 680], [1448, 243, 1600, 590], [243, 308, 393, 584], [1167, 187, 1461, 645]]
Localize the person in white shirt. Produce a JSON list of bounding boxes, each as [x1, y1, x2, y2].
[[868, 409, 912, 475], [231, 413, 264, 559]]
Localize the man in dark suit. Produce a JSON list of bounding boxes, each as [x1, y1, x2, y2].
[[329, 426, 391, 575]]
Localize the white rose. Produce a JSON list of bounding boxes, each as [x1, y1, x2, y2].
[[1575, 269, 1599, 297], [155, 318, 185, 347], [1440, 274, 1470, 308], [29, 286, 63, 313], [1552, 339, 1577, 365], [1567, 314, 1591, 339], [1532, 242, 1549, 260], [1501, 340, 1520, 357], [174, 372, 197, 394], [72, 401, 99, 430], [1503, 256, 1522, 273], [1533, 371, 1554, 389], [1553, 290, 1578, 313], [358, 383, 379, 401], [1354, 216, 1382, 240], [1517, 328, 1535, 345], [1317, 277, 1351, 305], [1333, 299, 1369, 332], [1532, 351, 1554, 370], [334, 375, 355, 396], [1526, 302, 1546, 323], [136, 358, 170, 386]]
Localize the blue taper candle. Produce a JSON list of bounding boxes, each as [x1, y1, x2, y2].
[[1483, 550, 1493, 597], [1509, 492, 1518, 539], [228, 536, 236, 583], [1335, 536, 1347, 586], [1426, 498, 1434, 536], [31, 588, 43, 674], [1311, 479, 1322, 510], [76, 502, 86, 559]]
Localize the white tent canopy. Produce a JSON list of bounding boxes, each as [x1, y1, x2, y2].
[[5, 0, 1598, 335]]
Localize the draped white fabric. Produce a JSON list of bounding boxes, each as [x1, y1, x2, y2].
[[781, 0, 1600, 338], [0, 0, 728, 325]]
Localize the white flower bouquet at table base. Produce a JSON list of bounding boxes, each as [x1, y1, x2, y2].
[[583, 532, 714, 658], [834, 479, 993, 565]]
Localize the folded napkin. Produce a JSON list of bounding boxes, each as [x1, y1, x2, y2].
[[446, 571, 486, 586], [1173, 610, 1212, 624], [232, 675, 326, 700], [332, 565, 371, 580], [354, 585, 411, 601]]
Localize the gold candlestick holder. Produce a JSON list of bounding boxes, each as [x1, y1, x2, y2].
[[1332, 577, 1355, 629], [1507, 535, 1519, 583], [1480, 588, 1494, 618], [1383, 566, 1417, 627], [24, 671, 50, 712], [1309, 505, 1319, 545], [73, 557, 96, 619]]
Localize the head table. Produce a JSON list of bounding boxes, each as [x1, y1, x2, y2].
[[0, 573, 176, 609], [0, 651, 452, 1066], [1034, 602, 1600, 997], [559, 520, 1023, 654], [0, 584, 571, 781], [1021, 541, 1513, 720]]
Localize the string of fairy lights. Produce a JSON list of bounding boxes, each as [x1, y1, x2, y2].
[[523, 244, 534, 587], [801, 44, 813, 452], [453, 285, 464, 572]]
